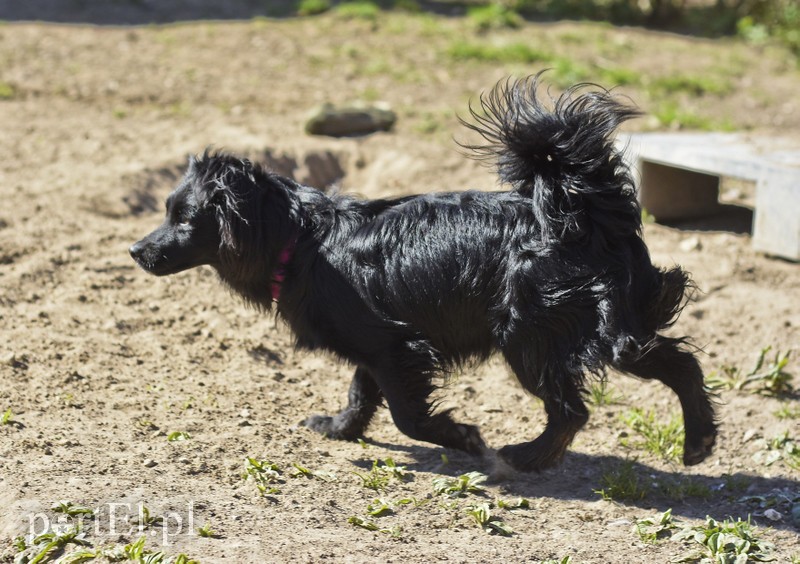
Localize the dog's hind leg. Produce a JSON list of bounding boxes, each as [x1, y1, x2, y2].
[[498, 377, 589, 472], [369, 367, 488, 457], [616, 336, 717, 466], [303, 366, 383, 441]]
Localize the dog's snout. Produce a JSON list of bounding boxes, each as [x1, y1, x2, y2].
[[129, 241, 144, 260]]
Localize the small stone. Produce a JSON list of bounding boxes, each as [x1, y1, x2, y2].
[[607, 518, 632, 527], [305, 102, 397, 137], [679, 236, 702, 252], [742, 429, 757, 443], [763, 508, 781, 521], [240, 409, 251, 418], [143, 458, 157, 468]]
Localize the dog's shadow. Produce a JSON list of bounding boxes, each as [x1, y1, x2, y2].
[[351, 439, 800, 533]]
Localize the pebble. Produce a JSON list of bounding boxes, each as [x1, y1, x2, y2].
[[763, 508, 781, 521], [305, 102, 396, 137], [679, 236, 702, 252], [143, 458, 157, 468]]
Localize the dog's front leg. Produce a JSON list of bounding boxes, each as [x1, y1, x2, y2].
[[303, 366, 382, 441], [369, 367, 489, 458]]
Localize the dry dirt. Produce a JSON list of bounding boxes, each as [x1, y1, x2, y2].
[[0, 4, 799, 563]]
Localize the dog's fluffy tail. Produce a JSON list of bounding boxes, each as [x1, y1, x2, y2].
[[461, 73, 643, 245], [463, 74, 695, 356]]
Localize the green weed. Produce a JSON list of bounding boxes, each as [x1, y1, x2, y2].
[[0, 81, 14, 100], [1, 407, 12, 425], [595, 460, 649, 501], [366, 497, 393, 517], [620, 408, 684, 463], [15, 526, 90, 564], [447, 40, 550, 64], [721, 472, 752, 493], [297, 0, 331, 16], [138, 505, 163, 528], [753, 431, 800, 469], [597, 65, 641, 87], [197, 522, 216, 538], [347, 516, 403, 537], [243, 457, 283, 495], [657, 477, 713, 501], [466, 502, 514, 536], [641, 208, 656, 224], [649, 73, 733, 97], [122, 536, 199, 563], [653, 101, 731, 131], [539, 557, 573, 564], [467, 3, 522, 33], [496, 497, 531, 510], [432, 471, 487, 498], [673, 515, 774, 563], [167, 431, 190, 442], [52, 501, 95, 517], [776, 404, 800, 419], [549, 58, 592, 88], [287, 461, 336, 481], [334, 1, 380, 21], [354, 458, 409, 491], [587, 379, 623, 406], [707, 347, 794, 396], [633, 508, 676, 543]]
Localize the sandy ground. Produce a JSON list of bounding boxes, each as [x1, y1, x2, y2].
[[0, 5, 798, 563]]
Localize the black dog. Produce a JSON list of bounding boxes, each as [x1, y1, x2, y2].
[[130, 75, 717, 473]]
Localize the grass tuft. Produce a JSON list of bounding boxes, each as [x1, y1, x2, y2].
[[620, 408, 684, 463], [595, 460, 649, 501]]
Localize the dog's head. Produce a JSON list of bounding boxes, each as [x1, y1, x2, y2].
[[130, 151, 293, 278]]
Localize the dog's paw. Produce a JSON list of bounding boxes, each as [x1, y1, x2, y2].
[[487, 451, 519, 483], [683, 433, 716, 466], [496, 442, 563, 473], [302, 414, 335, 436], [455, 423, 488, 457]]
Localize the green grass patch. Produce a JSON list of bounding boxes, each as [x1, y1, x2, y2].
[[649, 73, 733, 97], [0, 81, 15, 100], [447, 40, 550, 64], [672, 515, 774, 563], [652, 101, 733, 131], [243, 457, 283, 495], [297, 0, 331, 16], [620, 408, 684, 463], [634, 508, 676, 543], [466, 502, 514, 536], [587, 378, 624, 406], [467, 3, 522, 33], [657, 476, 713, 501], [594, 460, 649, 501], [354, 458, 409, 491], [776, 403, 800, 419], [707, 346, 794, 396], [334, 1, 380, 20]]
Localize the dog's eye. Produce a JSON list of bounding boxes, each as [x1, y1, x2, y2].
[[174, 209, 193, 225]]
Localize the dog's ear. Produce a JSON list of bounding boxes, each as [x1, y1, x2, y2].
[[188, 153, 248, 254]]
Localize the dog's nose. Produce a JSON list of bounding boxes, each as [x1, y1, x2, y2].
[[129, 241, 143, 260]]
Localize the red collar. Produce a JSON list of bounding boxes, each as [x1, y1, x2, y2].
[[270, 240, 295, 302]]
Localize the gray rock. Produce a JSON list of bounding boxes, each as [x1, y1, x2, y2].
[[305, 103, 396, 137]]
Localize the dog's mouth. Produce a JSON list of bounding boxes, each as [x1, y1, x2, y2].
[[129, 243, 188, 276]]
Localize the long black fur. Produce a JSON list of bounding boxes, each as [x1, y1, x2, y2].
[[130, 75, 717, 472]]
